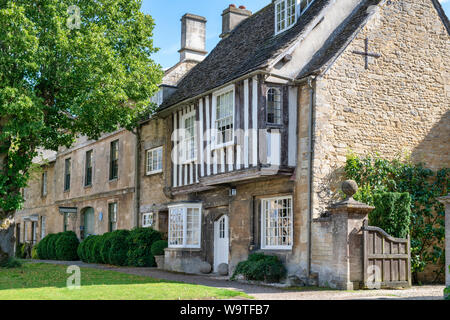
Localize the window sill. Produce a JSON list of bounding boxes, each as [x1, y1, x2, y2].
[[146, 170, 163, 176], [260, 247, 293, 251], [212, 142, 235, 151], [84, 184, 92, 189], [109, 178, 119, 183], [166, 247, 202, 252]]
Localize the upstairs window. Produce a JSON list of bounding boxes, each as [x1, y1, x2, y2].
[[109, 140, 119, 180], [146, 147, 163, 175], [64, 158, 71, 192], [85, 150, 93, 186], [41, 171, 48, 197], [300, 0, 315, 15], [275, 0, 296, 35], [181, 112, 196, 163], [267, 88, 282, 125], [213, 87, 234, 148]]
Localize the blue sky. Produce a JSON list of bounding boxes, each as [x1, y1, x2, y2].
[[141, 0, 450, 69]]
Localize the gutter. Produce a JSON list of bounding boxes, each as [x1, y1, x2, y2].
[[295, 74, 317, 280], [134, 126, 142, 228]]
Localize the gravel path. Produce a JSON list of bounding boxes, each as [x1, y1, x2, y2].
[[28, 260, 445, 300]]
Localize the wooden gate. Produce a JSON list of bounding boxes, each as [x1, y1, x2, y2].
[[362, 220, 411, 288]]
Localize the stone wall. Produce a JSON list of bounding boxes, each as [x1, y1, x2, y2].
[[312, 0, 449, 282]]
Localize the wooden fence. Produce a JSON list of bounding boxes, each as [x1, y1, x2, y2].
[[362, 220, 411, 288]]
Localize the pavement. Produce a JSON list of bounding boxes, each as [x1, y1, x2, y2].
[[28, 260, 446, 300]]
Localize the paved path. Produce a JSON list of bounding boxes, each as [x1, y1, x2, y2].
[[29, 260, 445, 300]]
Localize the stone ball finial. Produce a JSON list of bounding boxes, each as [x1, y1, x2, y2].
[[342, 180, 358, 198]]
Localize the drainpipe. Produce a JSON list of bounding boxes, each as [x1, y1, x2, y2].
[[134, 126, 142, 228], [306, 77, 316, 280]]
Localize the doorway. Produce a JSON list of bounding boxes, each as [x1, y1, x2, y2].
[[81, 207, 95, 239], [213, 215, 229, 272]]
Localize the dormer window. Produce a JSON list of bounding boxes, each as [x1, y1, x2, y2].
[[275, 0, 296, 35], [275, 0, 316, 35]]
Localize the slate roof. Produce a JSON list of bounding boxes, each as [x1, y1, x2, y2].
[[159, 0, 333, 110], [159, 0, 449, 111]]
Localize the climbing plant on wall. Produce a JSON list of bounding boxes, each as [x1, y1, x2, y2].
[[344, 153, 449, 283]]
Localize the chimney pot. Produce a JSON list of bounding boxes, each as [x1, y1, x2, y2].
[[220, 4, 252, 39]]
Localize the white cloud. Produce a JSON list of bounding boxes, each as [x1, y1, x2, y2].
[[439, 0, 449, 4]]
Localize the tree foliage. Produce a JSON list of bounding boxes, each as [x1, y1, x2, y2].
[[0, 0, 163, 218], [345, 153, 449, 282]]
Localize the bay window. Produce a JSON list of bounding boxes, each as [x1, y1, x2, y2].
[[261, 196, 293, 249], [168, 204, 202, 248]]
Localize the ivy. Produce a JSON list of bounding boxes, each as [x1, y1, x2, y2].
[[345, 153, 449, 283]]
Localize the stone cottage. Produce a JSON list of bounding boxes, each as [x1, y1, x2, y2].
[[15, 0, 449, 289], [139, 0, 449, 287]]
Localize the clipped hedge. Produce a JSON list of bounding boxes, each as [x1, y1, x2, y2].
[[37, 235, 51, 259], [55, 231, 79, 261], [108, 230, 130, 266], [151, 240, 168, 256], [46, 233, 60, 260], [127, 228, 162, 267], [232, 253, 286, 283], [370, 192, 411, 239], [81, 235, 99, 263], [100, 232, 115, 264], [91, 235, 105, 264]]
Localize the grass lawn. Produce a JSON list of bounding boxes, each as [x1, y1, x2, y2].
[[0, 263, 249, 300]]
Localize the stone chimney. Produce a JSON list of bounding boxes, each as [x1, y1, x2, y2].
[[179, 13, 207, 63], [220, 4, 252, 39]]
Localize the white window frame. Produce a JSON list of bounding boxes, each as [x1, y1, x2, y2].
[[299, 0, 315, 16], [261, 196, 293, 250], [212, 85, 235, 150], [40, 216, 46, 239], [266, 87, 283, 125], [168, 203, 202, 249], [180, 110, 197, 163], [142, 212, 154, 228], [146, 146, 163, 175], [275, 0, 297, 35]]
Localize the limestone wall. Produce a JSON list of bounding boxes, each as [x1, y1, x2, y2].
[[311, 0, 449, 282]]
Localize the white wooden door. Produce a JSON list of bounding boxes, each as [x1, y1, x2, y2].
[[214, 215, 229, 272]]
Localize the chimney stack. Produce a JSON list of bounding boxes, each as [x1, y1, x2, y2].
[[220, 4, 252, 39], [179, 14, 207, 63]]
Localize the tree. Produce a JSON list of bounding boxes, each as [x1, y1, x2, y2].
[[0, 0, 163, 219]]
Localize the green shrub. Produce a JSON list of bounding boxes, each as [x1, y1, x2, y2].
[[77, 237, 86, 262], [15, 243, 25, 259], [37, 235, 51, 259], [91, 235, 105, 263], [46, 233, 60, 260], [370, 192, 411, 239], [55, 231, 79, 261], [100, 232, 115, 264], [0, 257, 22, 268], [151, 240, 168, 256], [232, 253, 286, 283], [127, 228, 162, 267], [31, 246, 39, 259], [108, 230, 131, 266], [82, 235, 99, 263]]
